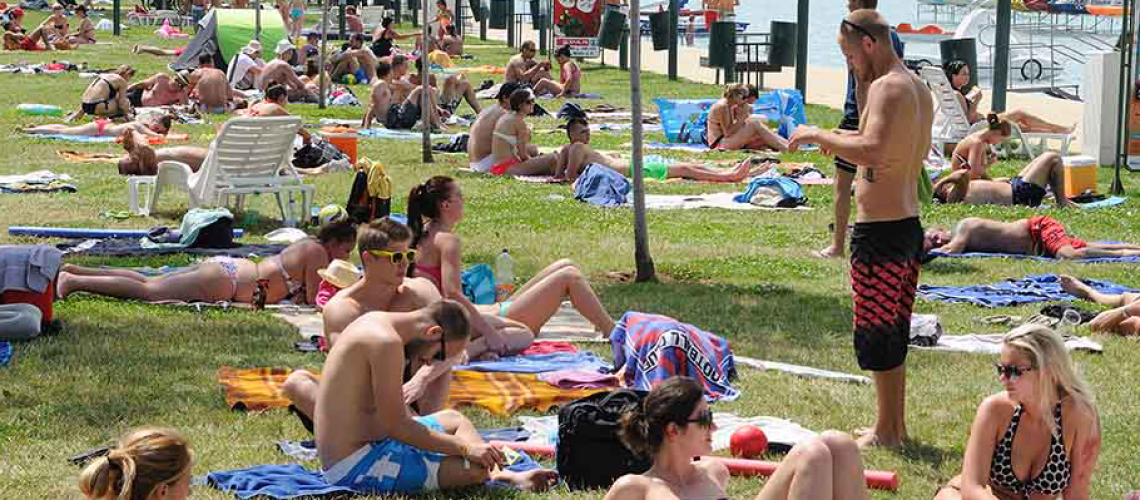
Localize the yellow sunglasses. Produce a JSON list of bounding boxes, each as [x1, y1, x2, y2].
[[367, 249, 418, 264]]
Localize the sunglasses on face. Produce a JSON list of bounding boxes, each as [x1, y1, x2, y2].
[[367, 249, 418, 264], [995, 363, 1034, 379], [842, 19, 878, 43], [684, 408, 714, 428]]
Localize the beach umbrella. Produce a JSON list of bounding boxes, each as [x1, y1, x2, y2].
[[629, 0, 656, 282]]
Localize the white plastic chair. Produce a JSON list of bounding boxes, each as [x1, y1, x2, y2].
[[128, 116, 313, 226], [918, 65, 1071, 158]]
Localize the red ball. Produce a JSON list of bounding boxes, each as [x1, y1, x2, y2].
[[729, 425, 768, 458]]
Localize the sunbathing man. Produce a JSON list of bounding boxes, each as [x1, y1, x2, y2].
[[315, 302, 558, 496], [57, 219, 358, 304], [932, 151, 1077, 208], [282, 219, 447, 426], [468, 82, 523, 170], [533, 45, 581, 98], [707, 83, 788, 151], [381, 54, 414, 103], [1059, 276, 1140, 336], [240, 85, 313, 146], [555, 118, 767, 182], [504, 41, 552, 86], [926, 216, 1140, 259], [362, 60, 398, 128], [126, 71, 190, 107], [384, 80, 448, 131], [189, 54, 243, 114], [410, 58, 481, 115], [789, 9, 933, 448], [331, 34, 378, 84], [25, 113, 172, 138], [114, 128, 208, 175], [258, 39, 318, 101], [3, 20, 56, 51], [69, 65, 136, 122]]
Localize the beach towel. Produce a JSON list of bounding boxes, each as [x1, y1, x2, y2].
[[533, 301, 607, 341], [447, 369, 606, 416], [1075, 196, 1127, 209], [574, 164, 631, 207], [917, 274, 1138, 308], [711, 413, 817, 454], [655, 90, 808, 143], [928, 248, 1140, 264], [276, 428, 531, 462], [57, 150, 122, 163], [0, 170, 77, 194], [356, 128, 455, 140], [537, 92, 603, 99], [28, 134, 118, 143], [537, 369, 620, 389], [733, 177, 807, 207], [610, 312, 739, 402], [642, 192, 813, 211], [453, 351, 611, 374], [917, 334, 1103, 354], [0, 342, 10, 367], [520, 341, 578, 355], [217, 367, 298, 411], [57, 239, 286, 257], [207, 465, 351, 499], [734, 356, 871, 385]]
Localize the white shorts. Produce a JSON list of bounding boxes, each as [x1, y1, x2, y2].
[[470, 155, 495, 173]]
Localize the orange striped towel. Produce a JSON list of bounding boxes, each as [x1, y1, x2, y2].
[[217, 367, 320, 411], [57, 150, 122, 163], [447, 370, 606, 416], [114, 133, 190, 145]]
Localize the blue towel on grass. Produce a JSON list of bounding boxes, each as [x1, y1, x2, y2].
[[0, 342, 11, 366], [1079, 196, 1127, 209], [275, 428, 530, 462], [454, 352, 611, 373], [207, 464, 351, 499], [27, 134, 117, 143], [574, 164, 630, 207], [917, 274, 1138, 308], [356, 128, 454, 140], [929, 247, 1140, 264]]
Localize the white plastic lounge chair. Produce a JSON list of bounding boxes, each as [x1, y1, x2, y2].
[[918, 65, 1071, 158], [128, 116, 313, 226]]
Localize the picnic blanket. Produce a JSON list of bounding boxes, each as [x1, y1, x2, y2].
[[58, 239, 286, 257], [57, 150, 122, 163], [453, 351, 610, 374], [642, 192, 812, 211], [916, 334, 1103, 354], [0, 342, 10, 367], [611, 311, 739, 402], [217, 367, 297, 411], [447, 369, 606, 416], [917, 274, 1138, 308], [734, 356, 871, 385]]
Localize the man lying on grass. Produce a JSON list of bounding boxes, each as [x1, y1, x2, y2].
[[926, 216, 1140, 260], [315, 300, 558, 495], [932, 151, 1077, 208], [116, 128, 208, 175]]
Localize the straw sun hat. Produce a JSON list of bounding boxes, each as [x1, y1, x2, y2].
[[317, 259, 361, 289]]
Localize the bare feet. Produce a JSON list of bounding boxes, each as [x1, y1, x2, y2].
[[1059, 275, 1094, 300], [55, 271, 74, 300], [493, 469, 559, 492], [131, 44, 139, 54], [854, 426, 905, 448], [724, 158, 754, 182], [813, 244, 845, 259]]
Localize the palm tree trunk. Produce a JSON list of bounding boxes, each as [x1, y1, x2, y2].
[[629, 0, 655, 282], [422, 2, 434, 162]]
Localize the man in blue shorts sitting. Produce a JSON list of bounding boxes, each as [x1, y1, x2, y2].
[[315, 300, 558, 495]]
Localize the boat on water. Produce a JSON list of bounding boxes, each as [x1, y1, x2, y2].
[[636, 3, 750, 36], [905, 8, 1064, 81]]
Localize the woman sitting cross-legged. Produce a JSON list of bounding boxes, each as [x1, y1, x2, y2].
[[57, 219, 358, 305], [934, 324, 1101, 500], [407, 175, 616, 358], [604, 376, 876, 500]]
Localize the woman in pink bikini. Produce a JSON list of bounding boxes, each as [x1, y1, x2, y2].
[[406, 176, 615, 358], [25, 113, 172, 138], [56, 219, 358, 305]]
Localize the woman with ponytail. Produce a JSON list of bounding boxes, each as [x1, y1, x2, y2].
[[78, 427, 193, 500], [407, 176, 615, 358], [606, 376, 874, 500], [949, 113, 1011, 180]]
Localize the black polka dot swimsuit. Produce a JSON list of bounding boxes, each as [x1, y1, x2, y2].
[[989, 403, 1072, 497]]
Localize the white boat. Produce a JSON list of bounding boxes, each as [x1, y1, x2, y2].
[[906, 8, 1064, 81]]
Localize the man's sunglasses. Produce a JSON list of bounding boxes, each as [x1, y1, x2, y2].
[[995, 363, 1034, 380], [367, 249, 418, 264], [684, 408, 714, 428], [842, 19, 878, 43]]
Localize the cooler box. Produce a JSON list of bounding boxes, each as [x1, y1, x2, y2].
[[319, 128, 359, 165], [1062, 155, 1098, 199]]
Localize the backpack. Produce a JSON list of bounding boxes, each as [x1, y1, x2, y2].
[[733, 177, 807, 208], [677, 111, 710, 146], [293, 137, 347, 170], [556, 389, 651, 490], [346, 158, 392, 224]]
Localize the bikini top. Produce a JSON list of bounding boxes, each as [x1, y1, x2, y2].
[[989, 403, 1072, 497]]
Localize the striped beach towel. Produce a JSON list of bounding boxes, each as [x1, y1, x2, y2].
[[217, 367, 316, 411], [447, 370, 606, 416], [610, 312, 740, 401]]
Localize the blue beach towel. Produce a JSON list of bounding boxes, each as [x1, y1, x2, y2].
[[929, 246, 1140, 264], [454, 352, 611, 373], [357, 128, 454, 140], [574, 164, 630, 207], [27, 134, 117, 143], [610, 312, 739, 401], [0, 342, 11, 366], [655, 89, 808, 144], [733, 177, 806, 205], [918, 274, 1138, 308], [1078, 196, 1127, 209], [207, 464, 351, 499]]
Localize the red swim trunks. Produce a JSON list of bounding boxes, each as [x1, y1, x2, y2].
[[489, 157, 520, 176], [20, 37, 42, 51], [1028, 216, 1087, 257]]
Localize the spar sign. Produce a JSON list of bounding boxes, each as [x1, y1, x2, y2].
[[554, 0, 603, 58]]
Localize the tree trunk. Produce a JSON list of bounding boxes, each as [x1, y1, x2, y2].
[[422, 2, 434, 163], [629, 0, 655, 282], [318, 0, 330, 109]]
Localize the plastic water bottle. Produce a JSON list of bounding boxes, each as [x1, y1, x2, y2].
[[17, 104, 64, 116], [495, 249, 515, 302]]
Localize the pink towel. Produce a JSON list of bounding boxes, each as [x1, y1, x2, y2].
[[538, 369, 619, 389]]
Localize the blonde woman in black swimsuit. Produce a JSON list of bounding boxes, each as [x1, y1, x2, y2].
[[605, 377, 874, 500], [934, 325, 1100, 500], [68, 65, 136, 122]]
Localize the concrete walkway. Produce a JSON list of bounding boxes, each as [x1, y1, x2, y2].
[[477, 23, 1086, 152]]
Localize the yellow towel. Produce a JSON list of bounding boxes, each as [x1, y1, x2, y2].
[[447, 370, 606, 416], [216, 367, 314, 411]]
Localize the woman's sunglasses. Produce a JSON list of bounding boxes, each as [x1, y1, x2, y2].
[[995, 363, 1034, 379], [684, 408, 714, 428], [367, 249, 418, 264]]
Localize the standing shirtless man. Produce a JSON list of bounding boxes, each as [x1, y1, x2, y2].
[[789, 9, 932, 448], [315, 302, 558, 496]]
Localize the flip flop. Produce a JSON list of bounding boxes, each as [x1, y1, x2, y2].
[[99, 210, 131, 220]]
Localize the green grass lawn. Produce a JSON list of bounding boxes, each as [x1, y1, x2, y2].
[[1, 12, 1139, 500]]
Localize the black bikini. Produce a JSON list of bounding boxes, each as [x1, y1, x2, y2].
[[81, 76, 118, 115]]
